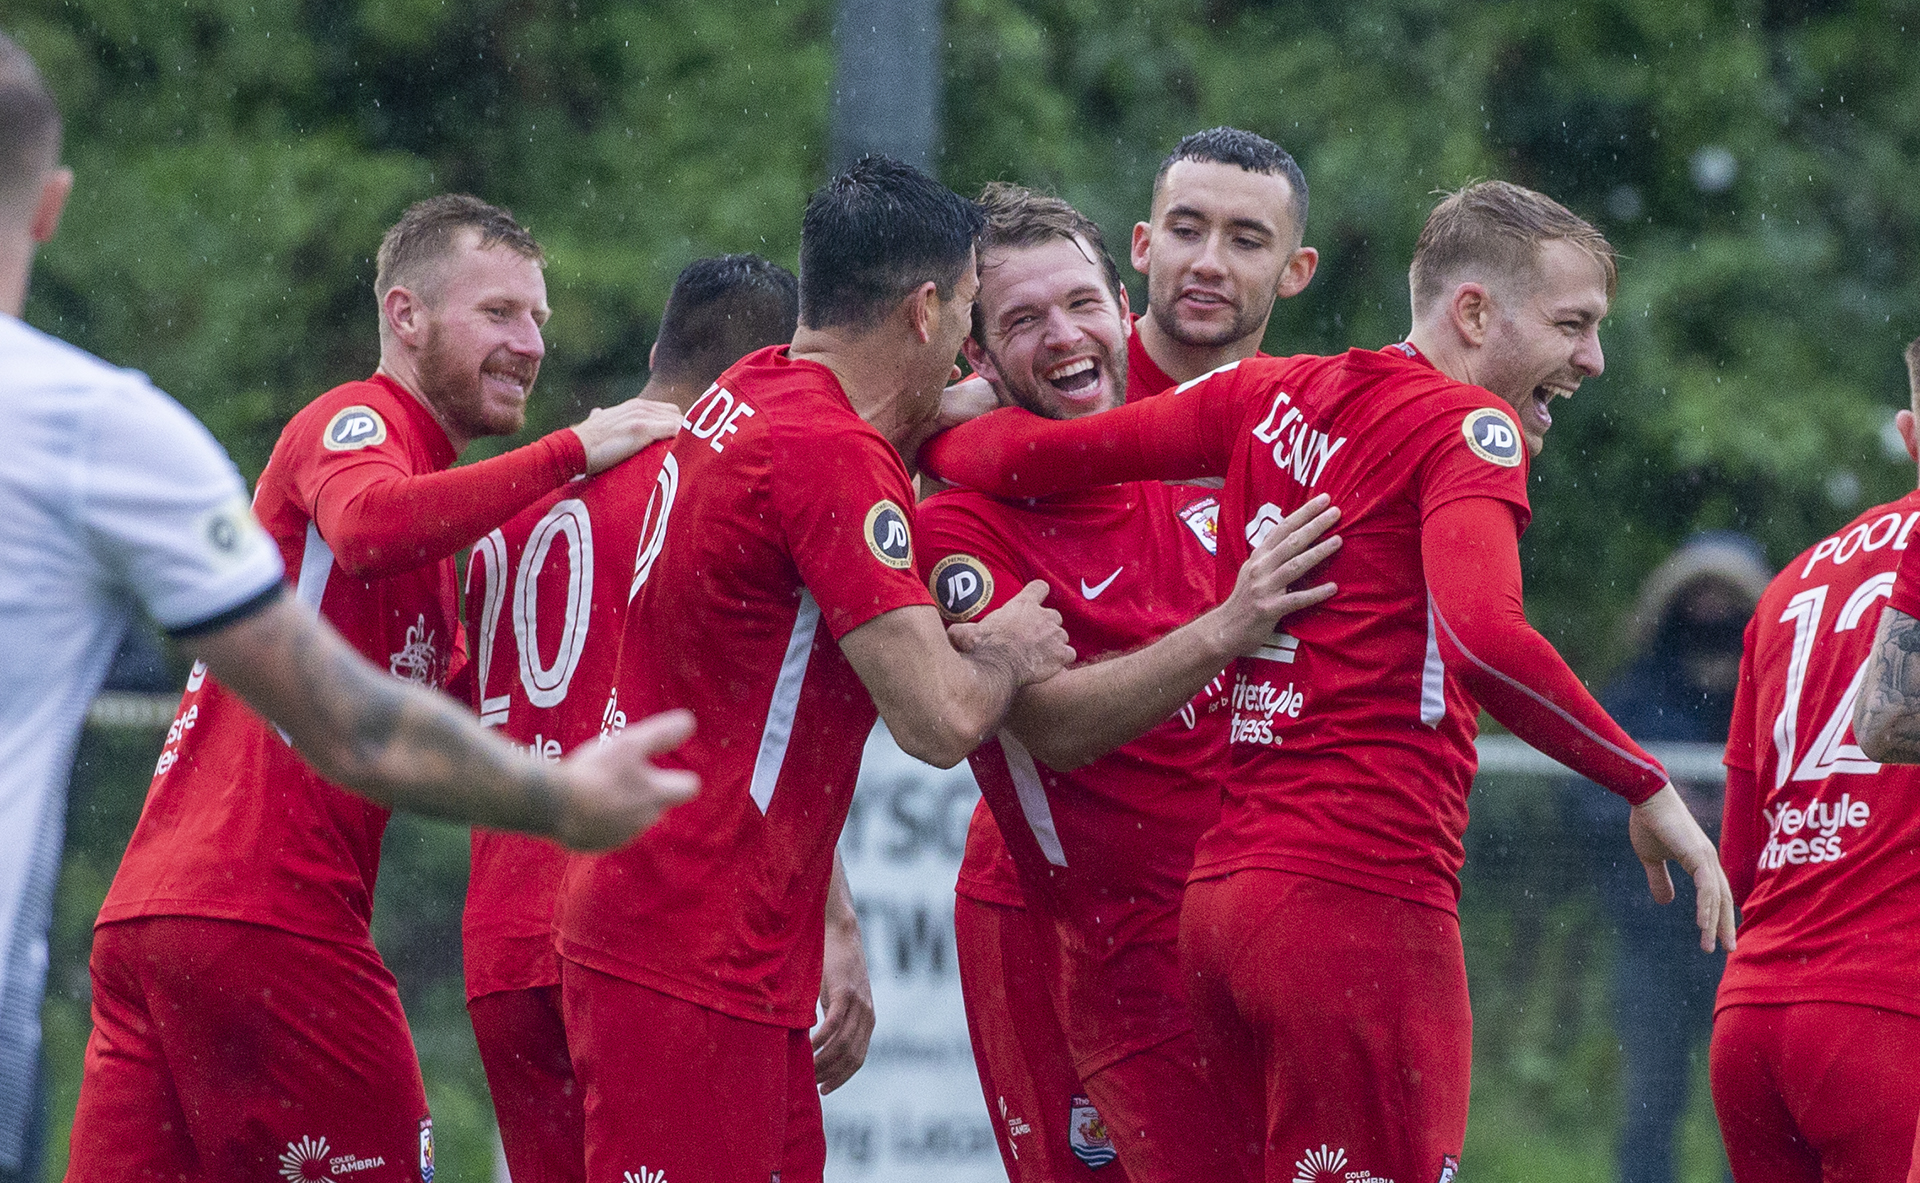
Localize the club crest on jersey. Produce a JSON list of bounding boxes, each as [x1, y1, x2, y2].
[[1436, 1154, 1459, 1183], [1177, 495, 1220, 555], [418, 1118, 434, 1182], [1068, 1095, 1117, 1168], [931, 553, 993, 621], [323, 404, 388, 452], [864, 499, 913, 569], [1462, 406, 1523, 467]]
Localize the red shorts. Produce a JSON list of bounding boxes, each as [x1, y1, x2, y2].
[[560, 957, 824, 1183], [953, 894, 1128, 1181], [1180, 869, 1470, 1183], [1082, 1029, 1259, 1183], [69, 915, 431, 1183], [469, 985, 582, 1183], [1710, 1001, 1920, 1183]]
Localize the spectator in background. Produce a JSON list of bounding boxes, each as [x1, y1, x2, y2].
[[1566, 532, 1772, 1183]]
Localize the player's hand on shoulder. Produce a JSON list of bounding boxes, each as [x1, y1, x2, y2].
[[936, 373, 998, 431], [1628, 783, 1739, 953], [1213, 494, 1343, 656], [572, 396, 685, 475], [548, 708, 700, 850], [947, 579, 1075, 686]]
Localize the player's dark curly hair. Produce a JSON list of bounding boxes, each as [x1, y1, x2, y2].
[[799, 155, 985, 331], [651, 254, 798, 387], [0, 32, 61, 207], [1153, 126, 1309, 239], [970, 182, 1125, 343], [375, 194, 544, 303]]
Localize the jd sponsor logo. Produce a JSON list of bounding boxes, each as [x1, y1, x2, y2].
[[1230, 674, 1305, 747], [1293, 1143, 1394, 1183], [322, 405, 387, 452], [931, 553, 993, 622], [864, 500, 913, 569], [1462, 407, 1523, 467], [1759, 792, 1870, 869], [277, 1135, 386, 1181]]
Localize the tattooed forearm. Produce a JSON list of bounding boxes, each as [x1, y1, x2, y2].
[[1855, 607, 1920, 763]]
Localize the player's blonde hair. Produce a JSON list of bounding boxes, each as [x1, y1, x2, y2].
[[1409, 181, 1616, 316], [374, 194, 544, 305]]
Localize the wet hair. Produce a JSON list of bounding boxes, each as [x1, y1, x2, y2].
[[1409, 181, 1617, 315], [0, 32, 61, 207], [651, 254, 799, 387], [970, 182, 1126, 342], [374, 194, 544, 303], [1152, 126, 1308, 240], [798, 154, 985, 331]]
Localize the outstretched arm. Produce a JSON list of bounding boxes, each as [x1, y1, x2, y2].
[[1854, 605, 1920, 763], [1423, 496, 1736, 951], [188, 590, 698, 849], [1005, 497, 1342, 769]]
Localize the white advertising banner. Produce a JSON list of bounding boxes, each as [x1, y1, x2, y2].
[[822, 725, 1003, 1181]]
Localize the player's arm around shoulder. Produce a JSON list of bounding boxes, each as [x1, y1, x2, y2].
[[187, 591, 697, 848], [1004, 495, 1342, 770], [1855, 605, 1920, 763]]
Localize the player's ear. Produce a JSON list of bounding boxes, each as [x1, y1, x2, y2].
[[1897, 409, 1919, 464], [961, 334, 997, 386], [1278, 245, 1318, 299], [383, 285, 427, 347], [904, 280, 938, 345], [29, 167, 72, 245], [1130, 221, 1152, 277], [1448, 282, 1492, 348]]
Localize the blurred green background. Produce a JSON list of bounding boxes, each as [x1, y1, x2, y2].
[[17, 0, 1920, 1178]]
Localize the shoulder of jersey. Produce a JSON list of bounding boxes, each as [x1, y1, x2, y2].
[[1459, 405, 1525, 468]]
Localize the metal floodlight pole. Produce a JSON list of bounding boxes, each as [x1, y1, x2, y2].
[[829, 0, 943, 174]]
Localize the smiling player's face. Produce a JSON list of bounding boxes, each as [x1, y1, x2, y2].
[[1474, 238, 1608, 457], [414, 234, 550, 441], [966, 236, 1130, 421], [1135, 159, 1305, 351]]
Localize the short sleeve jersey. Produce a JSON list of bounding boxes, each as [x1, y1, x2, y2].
[[0, 315, 283, 1161], [952, 316, 1187, 909], [1181, 346, 1533, 910], [1718, 491, 1920, 1017], [100, 376, 465, 942], [919, 480, 1227, 1073], [555, 346, 934, 1027], [460, 443, 672, 1000]]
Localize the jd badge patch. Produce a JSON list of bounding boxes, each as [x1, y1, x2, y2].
[[930, 554, 994, 622], [864, 499, 913, 569], [1461, 406, 1523, 467], [323, 405, 388, 452]]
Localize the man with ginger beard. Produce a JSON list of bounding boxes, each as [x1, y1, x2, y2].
[[926, 183, 1340, 1182], [69, 194, 684, 1180]]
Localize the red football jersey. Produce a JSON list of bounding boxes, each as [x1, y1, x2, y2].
[[921, 480, 1227, 1073], [104, 378, 472, 939], [461, 443, 671, 999], [555, 347, 935, 1027], [952, 315, 1185, 910], [1718, 491, 1920, 1017], [922, 346, 1677, 911]]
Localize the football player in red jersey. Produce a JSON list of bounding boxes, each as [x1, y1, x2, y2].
[[931, 182, 1339, 1183], [1743, 341, 1920, 1182], [554, 157, 1074, 1183], [460, 254, 868, 1183], [921, 180, 1734, 1183], [952, 130, 1321, 1180], [68, 195, 691, 1182]]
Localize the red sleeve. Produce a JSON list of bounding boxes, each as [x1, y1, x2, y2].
[[917, 371, 1232, 496], [1890, 534, 1920, 619], [774, 424, 936, 640], [1423, 496, 1670, 802], [1720, 764, 1760, 907], [313, 429, 586, 579], [917, 495, 1028, 624]]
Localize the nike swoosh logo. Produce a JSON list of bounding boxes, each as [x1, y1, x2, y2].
[[1080, 567, 1123, 599]]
